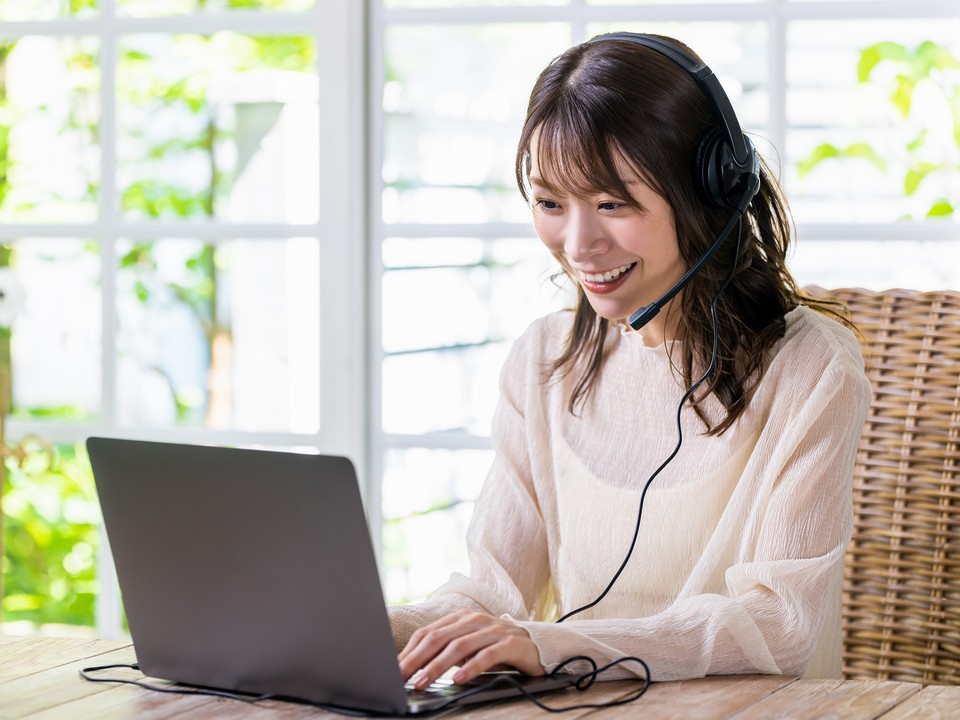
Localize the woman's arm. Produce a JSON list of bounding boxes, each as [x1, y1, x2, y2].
[[389, 325, 554, 672]]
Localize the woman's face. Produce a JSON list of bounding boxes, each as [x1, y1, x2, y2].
[[528, 138, 686, 329]]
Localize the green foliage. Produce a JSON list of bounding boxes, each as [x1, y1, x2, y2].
[[227, 34, 316, 73], [797, 142, 887, 178], [0, 123, 10, 210], [857, 40, 960, 117], [799, 39, 960, 220], [927, 199, 955, 217], [0, 41, 15, 213], [121, 179, 213, 220], [67, 0, 99, 15], [2, 443, 99, 626], [12, 405, 89, 421]]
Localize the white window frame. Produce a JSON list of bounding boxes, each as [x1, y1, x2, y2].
[[0, 0, 366, 638]]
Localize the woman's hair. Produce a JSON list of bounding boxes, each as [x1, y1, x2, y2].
[[515, 34, 845, 436]]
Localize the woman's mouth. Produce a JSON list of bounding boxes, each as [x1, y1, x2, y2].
[[578, 262, 636, 294]]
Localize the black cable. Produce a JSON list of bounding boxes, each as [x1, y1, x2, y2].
[[79, 663, 273, 703], [557, 217, 744, 624], [410, 655, 651, 716], [79, 657, 650, 717]]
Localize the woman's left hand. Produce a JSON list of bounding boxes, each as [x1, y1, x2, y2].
[[398, 609, 545, 689]]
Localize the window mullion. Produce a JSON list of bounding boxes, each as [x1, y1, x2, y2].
[[367, 0, 386, 562], [95, 0, 122, 640], [769, 1, 788, 178]]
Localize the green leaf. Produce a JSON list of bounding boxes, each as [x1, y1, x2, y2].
[[905, 129, 928, 153], [120, 243, 155, 269], [927, 200, 955, 218], [797, 142, 887, 178], [3, 594, 44, 612], [17, 404, 88, 420], [68, 0, 98, 15], [122, 49, 152, 63], [916, 40, 960, 75], [903, 163, 939, 196], [797, 144, 840, 178], [857, 41, 908, 83], [891, 75, 915, 117]]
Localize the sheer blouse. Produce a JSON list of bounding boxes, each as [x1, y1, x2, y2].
[[389, 306, 872, 682]]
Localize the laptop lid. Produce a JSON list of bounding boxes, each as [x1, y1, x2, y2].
[[87, 437, 409, 715]]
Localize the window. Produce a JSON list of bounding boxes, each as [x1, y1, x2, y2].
[[371, 1, 960, 603], [2, 1, 957, 634], [0, 0, 364, 636]]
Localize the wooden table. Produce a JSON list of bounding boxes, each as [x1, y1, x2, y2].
[[2, 635, 958, 718]]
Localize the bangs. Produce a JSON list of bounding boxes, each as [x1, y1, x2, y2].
[[524, 101, 641, 206]]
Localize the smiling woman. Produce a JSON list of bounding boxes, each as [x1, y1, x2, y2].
[[387, 32, 872, 692], [375, 8, 960, 617]]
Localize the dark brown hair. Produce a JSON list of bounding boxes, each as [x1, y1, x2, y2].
[[515, 35, 846, 435]]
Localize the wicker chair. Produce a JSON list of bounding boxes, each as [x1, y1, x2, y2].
[[810, 287, 960, 685]]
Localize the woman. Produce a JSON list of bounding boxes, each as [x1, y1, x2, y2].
[[389, 33, 871, 690]]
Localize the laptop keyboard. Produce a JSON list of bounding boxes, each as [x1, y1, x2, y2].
[[404, 676, 479, 699]]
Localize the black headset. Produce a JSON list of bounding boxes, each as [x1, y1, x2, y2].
[[585, 32, 762, 331]]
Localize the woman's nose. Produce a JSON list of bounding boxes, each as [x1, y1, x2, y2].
[[564, 210, 609, 264]]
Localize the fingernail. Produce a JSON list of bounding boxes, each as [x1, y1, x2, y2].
[[452, 670, 465, 684]]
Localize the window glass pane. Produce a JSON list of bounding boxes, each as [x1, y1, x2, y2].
[[2, 442, 99, 631], [382, 236, 558, 352], [10, 240, 100, 422], [590, 0, 756, 3], [383, 344, 507, 436], [0, 0, 97, 21], [586, 21, 770, 138], [382, 23, 570, 224], [381, 235, 562, 435], [0, 37, 99, 223], [786, 20, 960, 223], [117, 33, 319, 223], [382, 448, 492, 603], [793, 239, 960, 291], [118, 0, 313, 18], [385, 0, 561, 5], [116, 238, 320, 432]]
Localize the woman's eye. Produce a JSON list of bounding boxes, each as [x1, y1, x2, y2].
[[598, 201, 626, 211], [535, 199, 561, 211]]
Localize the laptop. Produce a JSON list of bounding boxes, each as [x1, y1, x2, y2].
[[86, 437, 576, 715]]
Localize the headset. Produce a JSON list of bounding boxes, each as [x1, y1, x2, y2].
[[584, 32, 761, 331]]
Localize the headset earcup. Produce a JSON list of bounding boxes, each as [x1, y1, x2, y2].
[[695, 127, 735, 209]]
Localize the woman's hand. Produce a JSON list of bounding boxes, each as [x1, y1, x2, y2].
[[398, 609, 545, 689]]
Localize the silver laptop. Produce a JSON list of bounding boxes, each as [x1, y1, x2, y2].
[[87, 437, 575, 715]]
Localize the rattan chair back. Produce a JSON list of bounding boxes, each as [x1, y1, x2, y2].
[[810, 287, 960, 685]]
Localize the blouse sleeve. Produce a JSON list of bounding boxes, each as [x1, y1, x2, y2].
[[516, 350, 871, 682], [389, 327, 553, 649]]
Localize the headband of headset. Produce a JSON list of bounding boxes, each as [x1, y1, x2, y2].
[[586, 32, 760, 210]]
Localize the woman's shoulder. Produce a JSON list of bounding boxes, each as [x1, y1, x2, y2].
[[770, 305, 870, 390], [781, 305, 862, 360], [740, 306, 872, 426], [511, 309, 575, 358]]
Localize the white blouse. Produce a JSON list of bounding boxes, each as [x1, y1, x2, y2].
[[389, 305, 872, 682]]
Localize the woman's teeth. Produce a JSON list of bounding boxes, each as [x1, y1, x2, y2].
[[580, 262, 635, 283]]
